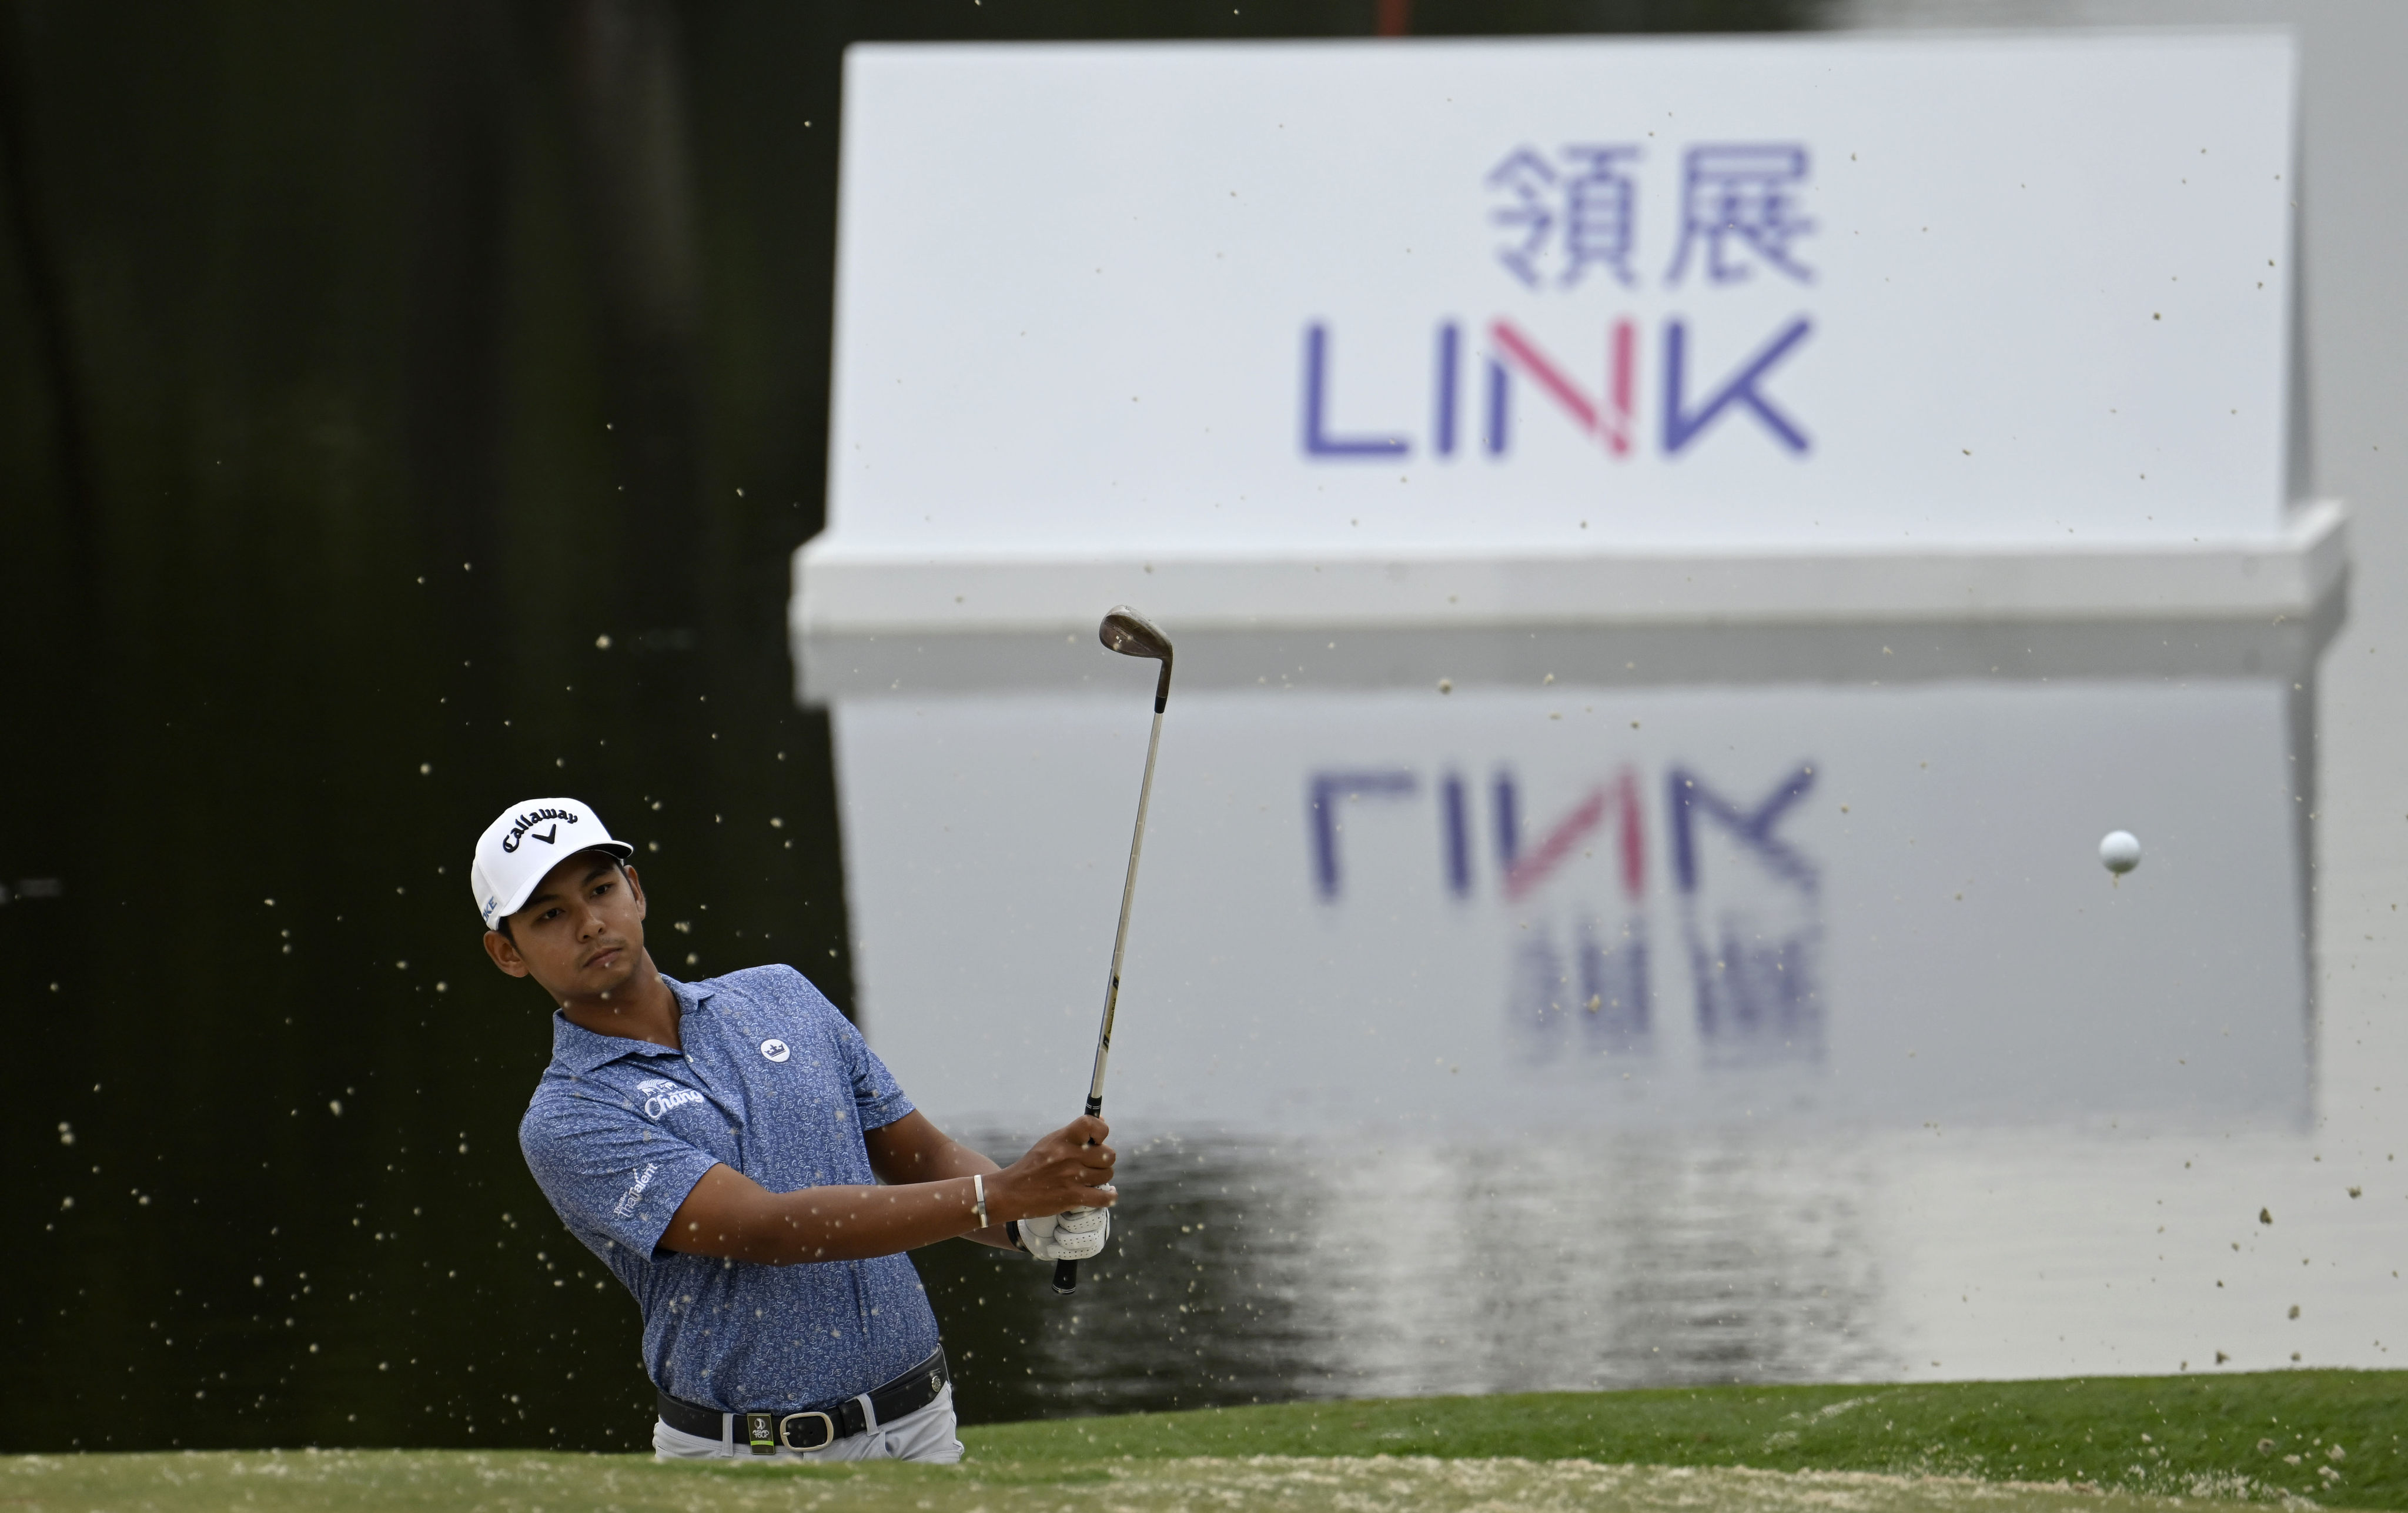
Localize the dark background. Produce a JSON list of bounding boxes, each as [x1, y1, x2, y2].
[[1, 0, 1817, 1452]]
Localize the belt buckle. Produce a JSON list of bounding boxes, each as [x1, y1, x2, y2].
[[779, 1410, 837, 1451]]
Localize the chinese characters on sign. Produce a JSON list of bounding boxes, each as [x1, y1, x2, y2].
[[1296, 138, 1820, 462], [1487, 142, 1816, 290]]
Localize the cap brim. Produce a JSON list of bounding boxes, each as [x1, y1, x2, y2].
[[490, 840, 636, 923]]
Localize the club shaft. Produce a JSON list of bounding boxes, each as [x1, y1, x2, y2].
[[1055, 699, 1167, 1296], [1082, 703, 1164, 1111]]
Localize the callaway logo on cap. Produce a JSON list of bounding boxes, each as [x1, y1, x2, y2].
[[470, 797, 634, 928]]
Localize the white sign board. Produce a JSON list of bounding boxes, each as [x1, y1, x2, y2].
[[802, 32, 2312, 632]]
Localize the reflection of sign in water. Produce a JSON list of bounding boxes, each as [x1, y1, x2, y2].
[[1671, 764, 1821, 1067], [823, 667, 2313, 1135], [1504, 770, 1655, 1063], [1311, 760, 1821, 1074]]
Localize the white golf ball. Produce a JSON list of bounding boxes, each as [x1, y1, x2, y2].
[[2098, 830, 2142, 875]]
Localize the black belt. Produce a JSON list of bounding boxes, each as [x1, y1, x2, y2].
[[655, 1345, 950, 1454]]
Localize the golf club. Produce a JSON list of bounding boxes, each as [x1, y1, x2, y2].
[[1054, 606, 1174, 1296]]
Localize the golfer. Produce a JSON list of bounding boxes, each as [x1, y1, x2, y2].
[[473, 796, 1116, 1462]]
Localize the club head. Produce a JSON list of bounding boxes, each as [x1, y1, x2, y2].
[[1098, 607, 1172, 662]]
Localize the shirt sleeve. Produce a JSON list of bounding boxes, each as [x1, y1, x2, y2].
[[519, 1078, 723, 1259], [843, 1020, 917, 1132], [788, 967, 917, 1132]]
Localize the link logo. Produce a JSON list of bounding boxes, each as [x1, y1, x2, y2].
[[1302, 317, 1813, 462], [1299, 139, 1817, 464]]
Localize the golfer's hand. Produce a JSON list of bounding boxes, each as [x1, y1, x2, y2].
[[1019, 1205, 1110, 1262], [991, 1117, 1116, 1223]]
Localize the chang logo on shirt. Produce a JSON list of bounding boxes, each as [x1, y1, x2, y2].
[[634, 1077, 705, 1121]]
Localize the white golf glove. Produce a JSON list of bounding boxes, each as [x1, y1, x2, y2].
[[1018, 1203, 1112, 1262]]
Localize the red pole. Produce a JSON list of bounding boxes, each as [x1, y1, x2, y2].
[[1376, 0, 1410, 36]]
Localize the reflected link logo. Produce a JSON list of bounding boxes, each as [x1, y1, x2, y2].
[[1310, 759, 1824, 1067]]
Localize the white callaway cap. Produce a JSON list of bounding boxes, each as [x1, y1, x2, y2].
[[471, 797, 634, 929]]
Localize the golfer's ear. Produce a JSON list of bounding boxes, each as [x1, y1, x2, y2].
[[483, 928, 531, 978], [624, 864, 647, 918]]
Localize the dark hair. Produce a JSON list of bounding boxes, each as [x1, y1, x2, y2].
[[490, 850, 630, 941]]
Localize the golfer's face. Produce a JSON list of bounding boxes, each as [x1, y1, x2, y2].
[[503, 854, 646, 998]]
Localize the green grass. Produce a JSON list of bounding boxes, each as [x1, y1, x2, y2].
[[4, 1371, 2399, 1513], [0, 1449, 2321, 1513], [973, 1370, 2407, 1507]]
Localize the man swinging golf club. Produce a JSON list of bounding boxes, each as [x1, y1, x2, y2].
[[479, 800, 1115, 1462]]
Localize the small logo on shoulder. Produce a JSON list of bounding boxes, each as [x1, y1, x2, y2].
[[760, 1039, 791, 1063], [613, 1161, 659, 1219]]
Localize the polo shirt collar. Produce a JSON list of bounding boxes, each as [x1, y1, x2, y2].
[[548, 973, 715, 1075]]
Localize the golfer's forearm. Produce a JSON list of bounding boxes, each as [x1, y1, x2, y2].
[[666, 1175, 986, 1265], [894, 1139, 1016, 1248], [862, 1113, 1016, 1249]]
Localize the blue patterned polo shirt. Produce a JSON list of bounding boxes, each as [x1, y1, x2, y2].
[[517, 967, 942, 1410]]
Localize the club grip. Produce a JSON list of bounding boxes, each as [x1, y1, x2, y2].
[[1052, 1258, 1079, 1294]]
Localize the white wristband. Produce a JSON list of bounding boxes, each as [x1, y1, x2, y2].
[[971, 1173, 988, 1230]]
